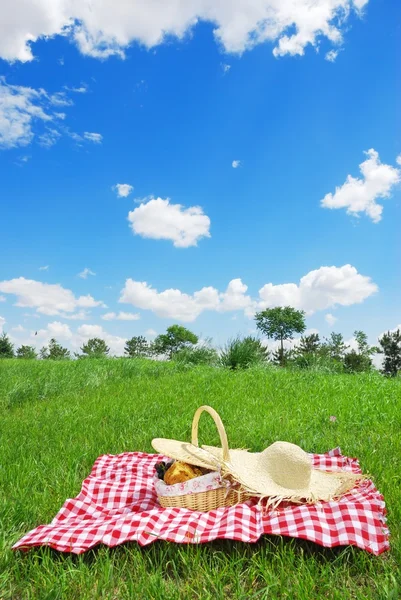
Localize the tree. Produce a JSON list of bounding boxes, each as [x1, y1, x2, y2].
[[0, 332, 14, 358], [125, 336, 149, 358], [40, 338, 70, 360], [297, 333, 320, 355], [79, 338, 110, 358], [343, 330, 377, 373], [322, 332, 349, 362], [271, 347, 293, 367], [255, 306, 306, 366], [152, 325, 198, 359], [378, 329, 401, 377], [16, 345, 37, 359]]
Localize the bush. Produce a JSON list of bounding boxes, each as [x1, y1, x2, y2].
[[220, 336, 268, 370], [343, 350, 372, 373], [173, 345, 218, 366]]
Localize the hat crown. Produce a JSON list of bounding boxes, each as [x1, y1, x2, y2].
[[260, 441, 312, 490]]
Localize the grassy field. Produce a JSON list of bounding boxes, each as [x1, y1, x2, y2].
[[0, 358, 400, 599]]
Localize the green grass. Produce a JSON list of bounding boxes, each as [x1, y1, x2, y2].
[[0, 358, 400, 599]]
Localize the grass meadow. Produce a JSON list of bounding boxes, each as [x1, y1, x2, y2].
[[0, 358, 400, 599]]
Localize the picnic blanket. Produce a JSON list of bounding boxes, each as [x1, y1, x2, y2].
[[13, 448, 389, 555]]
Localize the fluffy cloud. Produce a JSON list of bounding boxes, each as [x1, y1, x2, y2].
[[114, 183, 134, 198], [257, 265, 377, 314], [120, 265, 376, 322], [128, 197, 211, 248], [0, 77, 102, 149], [325, 49, 339, 62], [102, 311, 140, 321], [31, 321, 126, 356], [321, 149, 400, 222], [0, 277, 105, 316], [325, 313, 337, 326], [0, 0, 369, 63], [232, 160, 241, 168], [78, 268, 96, 279]]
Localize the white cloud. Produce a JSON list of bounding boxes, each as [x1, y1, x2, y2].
[[221, 63, 231, 74], [0, 316, 5, 331], [145, 328, 157, 338], [0, 0, 369, 63], [0, 277, 105, 316], [321, 149, 401, 222], [120, 265, 377, 322], [325, 313, 337, 326], [39, 265, 49, 271], [11, 324, 25, 332], [325, 49, 339, 62], [0, 295, 5, 302], [78, 268, 96, 279], [128, 197, 211, 248], [114, 183, 133, 198], [257, 265, 377, 315], [102, 311, 140, 321], [83, 132, 102, 143], [30, 321, 126, 356], [0, 77, 102, 149], [76, 324, 126, 355], [232, 160, 241, 168], [396, 155, 401, 166]]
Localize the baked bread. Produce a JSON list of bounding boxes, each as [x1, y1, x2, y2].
[[164, 461, 204, 485]]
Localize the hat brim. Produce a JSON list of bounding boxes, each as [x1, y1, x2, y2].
[[211, 448, 362, 503]]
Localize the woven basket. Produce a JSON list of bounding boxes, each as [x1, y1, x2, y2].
[[157, 405, 249, 511]]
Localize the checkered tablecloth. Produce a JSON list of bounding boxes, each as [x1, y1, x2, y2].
[[12, 448, 389, 555]]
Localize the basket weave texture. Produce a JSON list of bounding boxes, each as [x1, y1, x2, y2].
[[156, 406, 249, 512]]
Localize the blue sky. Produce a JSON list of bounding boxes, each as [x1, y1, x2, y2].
[[0, 0, 400, 354]]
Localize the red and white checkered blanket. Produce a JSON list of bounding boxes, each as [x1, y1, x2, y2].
[[13, 449, 389, 555]]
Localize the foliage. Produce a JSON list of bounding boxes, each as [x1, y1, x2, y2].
[[0, 360, 399, 599], [343, 331, 377, 374], [220, 336, 268, 370], [321, 332, 349, 362], [40, 338, 70, 361], [78, 338, 110, 359], [0, 332, 14, 358], [378, 329, 401, 377], [255, 307, 306, 366], [152, 325, 198, 358], [173, 345, 219, 366], [271, 347, 293, 367], [125, 336, 149, 358], [16, 345, 37, 359], [297, 333, 320, 354]]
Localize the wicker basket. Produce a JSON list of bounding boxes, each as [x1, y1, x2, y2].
[[156, 405, 249, 511]]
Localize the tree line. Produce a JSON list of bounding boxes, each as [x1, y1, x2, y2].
[[0, 307, 400, 377]]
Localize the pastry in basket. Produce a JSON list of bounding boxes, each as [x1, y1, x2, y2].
[[163, 461, 204, 485]]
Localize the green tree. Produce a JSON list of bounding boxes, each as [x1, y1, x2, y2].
[[322, 332, 349, 362], [297, 333, 320, 354], [40, 338, 70, 360], [0, 332, 14, 358], [152, 325, 198, 359], [271, 347, 293, 367], [255, 306, 306, 366], [16, 345, 37, 359], [125, 336, 149, 358], [343, 330, 377, 373], [79, 338, 110, 358], [378, 329, 401, 377]]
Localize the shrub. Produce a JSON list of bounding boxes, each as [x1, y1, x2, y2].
[[0, 333, 14, 358], [16, 345, 37, 359], [220, 336, 268, 370], [173, 345, 218, 366]]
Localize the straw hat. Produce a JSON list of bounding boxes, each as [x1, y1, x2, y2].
[[152, 406, 363, 505]]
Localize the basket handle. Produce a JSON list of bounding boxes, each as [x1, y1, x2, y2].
[[191, 405, 230, 463]]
